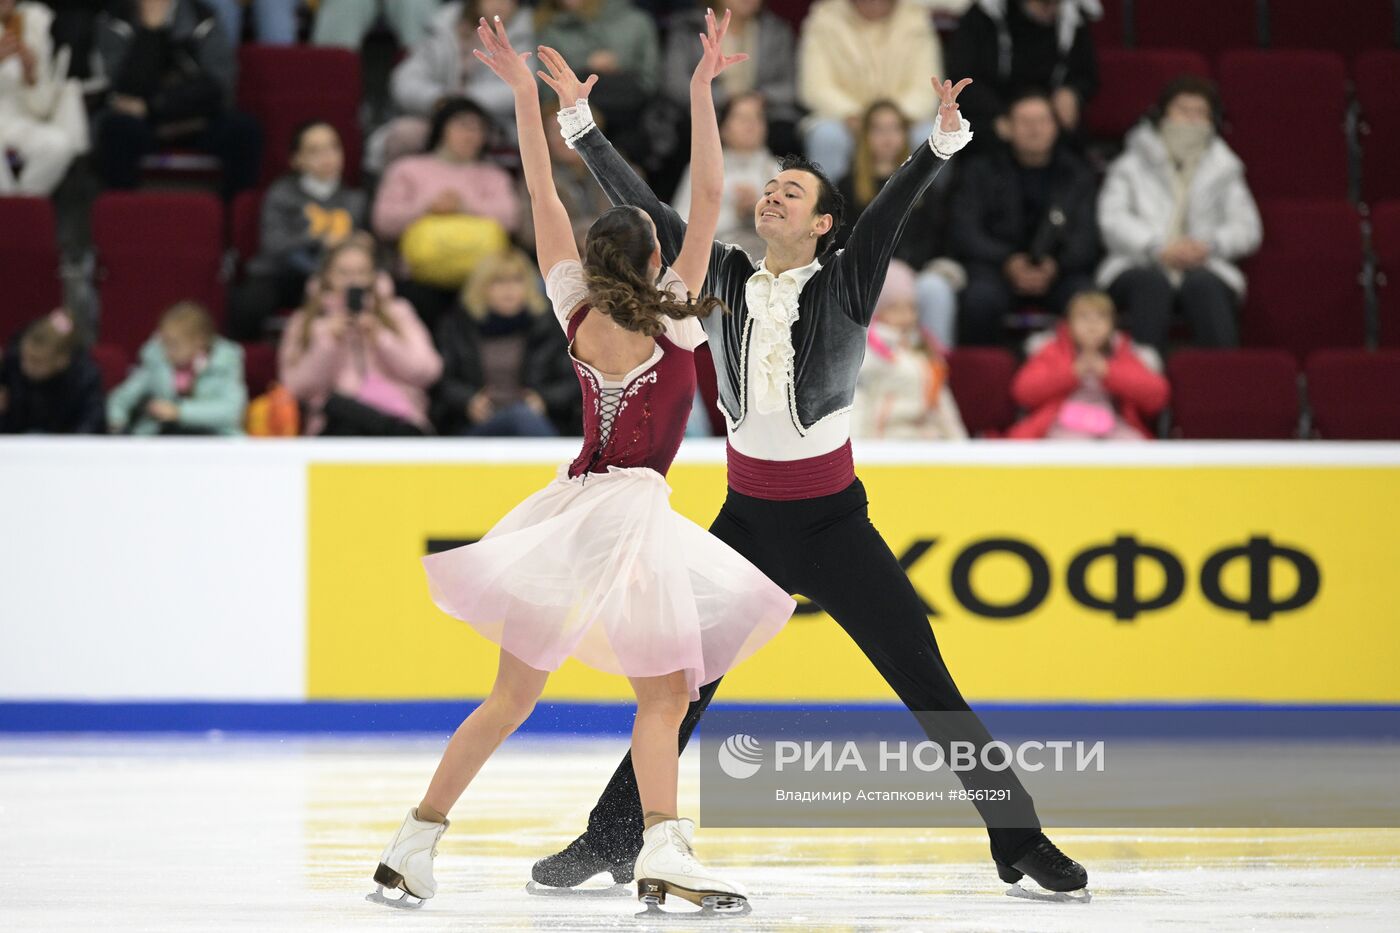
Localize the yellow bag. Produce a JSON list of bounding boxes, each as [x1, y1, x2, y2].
[[399, 214, 509, 289]]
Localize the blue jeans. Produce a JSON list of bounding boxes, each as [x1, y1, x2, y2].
[[464, 403, 558, 437], [204, 0, 299, 43]]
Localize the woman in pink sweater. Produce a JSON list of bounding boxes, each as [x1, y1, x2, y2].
[[279, 234, 444, 435], [372, 97, 521, 238], [373, 96, 521, 326]]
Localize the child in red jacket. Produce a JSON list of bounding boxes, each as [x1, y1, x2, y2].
[[1008, 291, 1169, 440]]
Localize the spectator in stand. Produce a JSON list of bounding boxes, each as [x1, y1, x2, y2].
[[950, 90, 1098, 345], [0, 0, 84, 196], [279, 233, 443, 436], [312, 0, 442, 48], [107, 301, 248, 435], [370, 0, 532, 172], [662, 0, 798, 157], [0, 309, 105, 434], [228, 121, 368, 341], [1008, 290, 1167, 440], [946, 0, 1099, 150], [93, 0, 261, 198], [854, 260, 967, 440], [372, 96, 519, 326], [431, 248, 579, 436], [672, 91, 777, 258], [535, 0, 660, 164], [835, 99, 959, 347], [204, 0, 298, 44], [1097, 76, 1262, 356], [797, 0, 942, 181]]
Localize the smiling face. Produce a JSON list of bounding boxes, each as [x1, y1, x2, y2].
[[755, 170, 833, 252], [292, 123, 343, 182]]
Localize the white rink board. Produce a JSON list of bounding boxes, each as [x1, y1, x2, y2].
[[3, 437, 1399, 701]]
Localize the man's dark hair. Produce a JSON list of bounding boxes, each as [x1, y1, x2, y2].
[[1004, 88, 1056, 120], [775, 153, 846, 258]]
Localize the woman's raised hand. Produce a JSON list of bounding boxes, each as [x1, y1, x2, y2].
[[692, 7, 749, 86], [536, 45, 598, 110], [472, 15, 535, 93]]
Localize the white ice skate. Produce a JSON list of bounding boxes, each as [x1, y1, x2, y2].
[[633, 818, 750, 916], [365, 809, 449, 909]]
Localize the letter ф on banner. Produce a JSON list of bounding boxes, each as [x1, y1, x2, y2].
[[1200, 536, 1322, 622], [1067, 535, 1186, 622]]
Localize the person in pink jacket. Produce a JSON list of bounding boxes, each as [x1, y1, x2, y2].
[[279, 233, 444, 436], [1008, 291, 1169, 440], [373, 96, 522, 325]]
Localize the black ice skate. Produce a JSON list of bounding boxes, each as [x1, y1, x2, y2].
[[997, 834, 1091, 904], [526, 832, 633, 897]]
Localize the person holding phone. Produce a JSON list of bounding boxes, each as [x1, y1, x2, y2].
[[277, 232, 444, 436], [0, 0, 82, 196]]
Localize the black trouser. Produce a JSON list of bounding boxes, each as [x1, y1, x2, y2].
[[1109, 266, 1239, 357], [95, 111, 262, 199], [227, 269, 308, 341], [958, 266, 1093, 346], [580, 479, 1043, 867]]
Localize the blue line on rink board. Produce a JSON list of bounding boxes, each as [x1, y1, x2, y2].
[[1, 702, 1399, 737]]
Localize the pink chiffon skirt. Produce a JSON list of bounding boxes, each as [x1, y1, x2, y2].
[[422, 464, 796, 699]]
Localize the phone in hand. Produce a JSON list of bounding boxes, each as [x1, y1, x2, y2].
[[345, 286, 366, 315]]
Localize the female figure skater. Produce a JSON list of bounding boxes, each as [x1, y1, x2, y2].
[[368, 10, 794, 914]]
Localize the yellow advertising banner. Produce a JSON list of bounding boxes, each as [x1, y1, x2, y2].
[[307, 462, 1400, 703]]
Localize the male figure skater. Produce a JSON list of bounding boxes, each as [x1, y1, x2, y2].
[[532, 50, 1089, 901]]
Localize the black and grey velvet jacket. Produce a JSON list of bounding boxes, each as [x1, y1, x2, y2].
[[573, 126, 952, 434]]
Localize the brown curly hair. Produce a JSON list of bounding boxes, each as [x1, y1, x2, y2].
[[582, 207, 725, 337]]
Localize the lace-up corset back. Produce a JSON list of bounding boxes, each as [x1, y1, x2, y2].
[[545, 259, 707, 479], [564, 305, 697, 478]]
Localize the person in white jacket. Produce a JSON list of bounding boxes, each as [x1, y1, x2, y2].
[[797, 0, 942, 180], [0, 0, 80, 195], [1096, 75, 1262, 355]]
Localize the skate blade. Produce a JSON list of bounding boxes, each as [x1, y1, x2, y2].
[[525, 880, 631, 898], [1005, 881, 1092, 904], [365, 885, 426, 910], [636, 882, 751, 918]]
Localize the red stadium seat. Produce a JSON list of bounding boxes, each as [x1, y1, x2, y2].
[[1305, 349, 1400, 439], [0, 197, 63, 346], [946, 347, 1018, 437], [1268, 0, 1397, 60], [89, 344, 131, 393], [1219, 51, 1349, 199], [1137, 0, 1258, 60], [230, 189, 264, 271], [1241, 199, 1365, 359], [237, 45, 363, 187], [1085, 49, 1211, 140], [239, 341, 278, 398], [92, 193, 226, 356], [1372, 200, 1400, 347], [1091, 0, 1126, 49], [1356, 52, 1400, 204], [1167, 349, 1299, 439], [764, 0, 811, 33]]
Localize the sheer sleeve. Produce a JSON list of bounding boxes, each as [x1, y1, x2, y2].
[[657, 267, 708, 350], [544, 260, 590, 329]]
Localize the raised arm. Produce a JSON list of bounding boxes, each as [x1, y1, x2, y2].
[[671, 8, 746, 296], [538, 46, 729, 287], [473, 16, 580, 276], [834, 77, 973, 327]]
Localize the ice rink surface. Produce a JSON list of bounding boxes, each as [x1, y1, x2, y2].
[[3, 735, 1397, 932]]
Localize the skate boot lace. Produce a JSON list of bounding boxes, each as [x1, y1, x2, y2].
[[668, 827, 701, 872], [1031, 838, 1075, 873]]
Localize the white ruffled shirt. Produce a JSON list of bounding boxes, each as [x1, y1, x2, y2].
[[728, 117, 973, 461]]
